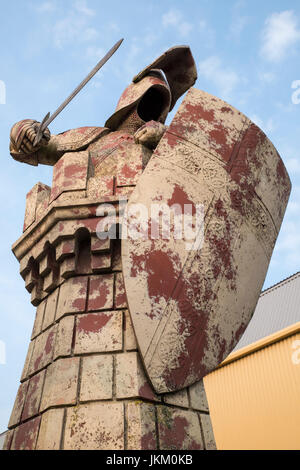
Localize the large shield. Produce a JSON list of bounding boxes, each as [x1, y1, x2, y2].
[[121, 88, 291, 394]]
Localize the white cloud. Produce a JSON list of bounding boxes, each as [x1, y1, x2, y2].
[[111, 42, 142, 82], [35, 1, 57, 13], [162, 9, 193, 37], [52, 0, 97, 48], [107, 22, 120, 33], [86, 46, 105, 61], [74, 0, 95, 17], [198, 56, 239, 101], [261, 10, 300, 62], [266, 118, 276, 133], [286, 158, 300, 174], [199, 20, 215, 47], [162, 9, 181, 27], [275, 101, 294, 113], [230, 15, 249, 39], [229, 0, 249, 39], [144, 31, 158, 47], [178, 22, 193, 37], [80, 27, 98, 42], [258, 71, 276, 83], [125, 43, 142, 77], [286, 200, 300, 215], [271, 185, 300, 272], [276, 220, 300, 253], [249, 114, 276, 134]]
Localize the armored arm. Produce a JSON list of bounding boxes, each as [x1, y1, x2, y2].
[[10, 119, 63, 166], [10, 120, 109, 167]]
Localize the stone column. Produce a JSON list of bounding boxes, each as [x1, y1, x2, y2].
[[4, 149, 216, 451]]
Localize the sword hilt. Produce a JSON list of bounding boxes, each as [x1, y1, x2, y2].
[[33, 112, 50, 147]]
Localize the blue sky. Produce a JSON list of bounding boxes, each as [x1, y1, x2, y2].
[[1, 0, 300, 432]]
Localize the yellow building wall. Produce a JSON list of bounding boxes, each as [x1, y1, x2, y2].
[[204, 322, 300, 450]]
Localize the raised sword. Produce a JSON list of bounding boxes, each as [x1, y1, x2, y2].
[[33, 38, 124, 147]]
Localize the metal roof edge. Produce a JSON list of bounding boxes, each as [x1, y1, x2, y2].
[[209, 320, 300, 371], [260, 271, 300, 298]]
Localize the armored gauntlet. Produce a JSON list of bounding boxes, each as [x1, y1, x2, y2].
[[10, 119, 51, 165]]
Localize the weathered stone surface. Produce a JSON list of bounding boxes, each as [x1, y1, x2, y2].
[[11, 416, 41, 450], [87, 274, 114, 311], [31, 282, 45, 307], [39, 252, 52, 277], [112, 240, 122, 271], [199, 413, 216, 450], [42, 289, 59, 329], [25, 268, 37, 293], [36, 408, 65, 450], [163, 389, 189, 408], [157, 407, 203, 450], [40, 357, 80, 411], [115, 144, 144, 187], [56, 276, 88, 319], [116, 352, 160, 401], [13, 206, 113, 263], [55, 239, 75, 262], [87, 175, 114, 199], [60, 257, 76, 279], [28, 325, 57, 375], [2, 430, 14, 450], [50, 151, 90, 203], [64, 403, 124, 450], [115, 186, 134, 196], [189, 380, 209, 412], [80, 355, 113, 401], [127, 402, 157, 450], [74, 311, 122, 354], [115, 272, 127, 309], [22, 369, 46, 421], [124, 310, 138, 351], [23, 183, 50, 232], [90, 235, 111, 254], [56, 190, 87, 204], [8, 381, 29, 427], [31, 300, 46, 339], [43, 268, 59, 293], [20, 340, 35, 382], [53, 315, 75, 360], [122, 87, 291, 394], [91, 252, 112, 273]]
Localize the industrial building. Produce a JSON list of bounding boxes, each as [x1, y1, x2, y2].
[[204, 271, 300, 450]]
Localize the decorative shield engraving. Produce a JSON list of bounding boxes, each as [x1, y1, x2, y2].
[[122, 88, 291, 394]]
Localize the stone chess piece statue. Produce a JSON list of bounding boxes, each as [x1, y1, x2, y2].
[[5, 46, 218, 451], [4, 44, 291, 450]]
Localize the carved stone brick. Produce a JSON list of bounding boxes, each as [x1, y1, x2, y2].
[[64, 403, 124, 450], [40, 357, 80, 412], [36, 408, 65, 450], [74, 311, 123, 354], [80, 355, 113, 401]]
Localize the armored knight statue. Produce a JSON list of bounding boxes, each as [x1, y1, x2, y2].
[[4, 45, 291, 450], [10, 47, 196, 176]]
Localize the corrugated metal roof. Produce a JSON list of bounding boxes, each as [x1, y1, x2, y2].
[[234, 271, 300, 350]]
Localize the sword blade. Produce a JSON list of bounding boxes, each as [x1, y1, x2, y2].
[[33, 38, 123, 146]]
